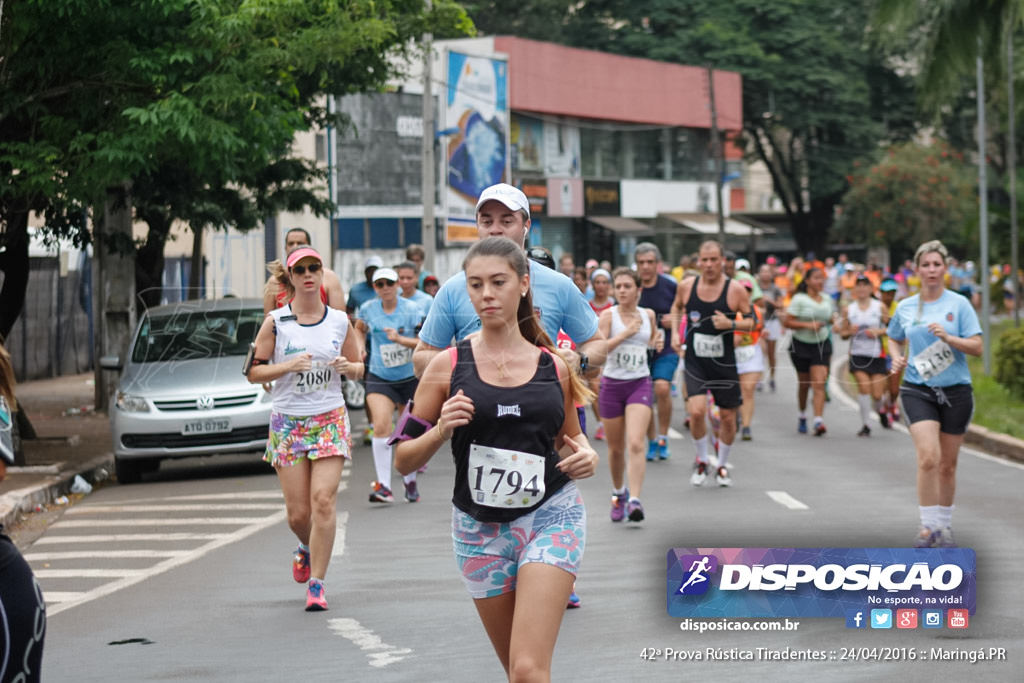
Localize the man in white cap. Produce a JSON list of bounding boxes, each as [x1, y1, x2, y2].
[[346, 255, 384, 315], [413, 183, 606, 379]]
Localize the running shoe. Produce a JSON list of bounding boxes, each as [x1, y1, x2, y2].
[[610, 489, 629, 522], [890, 403, 901, 423], [878, 409, 891, 429], [404, 480, 420, 503], [797, 417, 808, 434], [566, 589, 581, 609], [769, 379, 776, 392], [857, 425, 871, 437], [368, 481, 394, 503], [813, 422, 827, 437], [626, 498, 645, 522], [690, 460, 708, 487], [362, 426, 374, 445], [913, 527, 938, 548], [292, 546, 310, 583], [305, 581, 328, 611], [715, 466, 732, 487], [756, 381, 764, 393], [656, 436, 670, 460], [741, 426, 752, 441], [934, 527, 957, 548], [646, 439, 658, 461], [594, 424, 606, 441]]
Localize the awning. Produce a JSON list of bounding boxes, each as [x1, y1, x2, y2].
[[660, 213, 775, 236], [587, 216, 654, 234]]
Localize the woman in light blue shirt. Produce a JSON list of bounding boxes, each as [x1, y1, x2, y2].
[[887, 241, 983, 549]]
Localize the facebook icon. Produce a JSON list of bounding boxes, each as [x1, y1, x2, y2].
[[845, 610, 867, 629]]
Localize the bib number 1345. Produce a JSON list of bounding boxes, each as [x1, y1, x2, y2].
[[468, 444, 545, 509]]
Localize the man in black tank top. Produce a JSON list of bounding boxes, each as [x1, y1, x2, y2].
[[670, 241, 753, 488]]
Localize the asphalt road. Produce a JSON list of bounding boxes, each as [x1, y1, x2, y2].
[[24, 341, 1024, 682]]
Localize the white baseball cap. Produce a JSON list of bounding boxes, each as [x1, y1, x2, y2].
[[735, 258, 751, 271], [364, 255, 384, 269], [372, 267, 399, 283], [475, 183, 530, 219]]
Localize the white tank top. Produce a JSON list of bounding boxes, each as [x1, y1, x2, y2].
[[603, 306, 652, 380], [270, 304, 350, 415], [847, 298, 884, 358]]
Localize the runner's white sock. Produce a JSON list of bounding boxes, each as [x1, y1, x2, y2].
[[694, 436, 709, 464], [936, 505, 955, 528], [613, 485, 627, 495], [919, 505, 940, 529], [297, 542, 309, 553], [717, 442, 731, 468], [813, 415, 824, 427], [371, 437, 393, 489], [798, 410, 807, 420], [858, 394, 872, 426], [402, 472, 417, 484]]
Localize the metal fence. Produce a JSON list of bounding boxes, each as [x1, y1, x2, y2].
[[6, 256, 94, 381]]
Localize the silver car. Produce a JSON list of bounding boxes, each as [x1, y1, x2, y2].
[[101, 298, 271, 483]]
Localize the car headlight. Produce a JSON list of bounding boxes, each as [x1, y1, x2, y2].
[[115, 392, 150, 412]]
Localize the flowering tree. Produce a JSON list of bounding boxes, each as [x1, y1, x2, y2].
[[839, 142, 977, 256]]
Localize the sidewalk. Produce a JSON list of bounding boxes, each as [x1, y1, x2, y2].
[[0, 373, 114, 530]]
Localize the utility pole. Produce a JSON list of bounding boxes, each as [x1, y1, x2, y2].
[[421, 0, 436, 274], [978, 51, 992, 373], [706, 64, 726, 243], [1010, 26, 1020, 327]]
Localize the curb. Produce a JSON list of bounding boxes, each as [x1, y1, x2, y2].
[[0, 453, 115, 530], [830, 355, 1024, 465]]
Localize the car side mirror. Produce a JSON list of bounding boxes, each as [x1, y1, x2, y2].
[[100, 355, 122, 371]]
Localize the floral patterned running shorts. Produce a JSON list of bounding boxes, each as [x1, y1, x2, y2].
[[451, 483, 586, 599], [263, 406, 352, 467]]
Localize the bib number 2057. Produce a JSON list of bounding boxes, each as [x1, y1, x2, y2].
[[468, 444, 545, 509]]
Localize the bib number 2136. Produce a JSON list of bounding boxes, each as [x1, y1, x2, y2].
[[468, 444, 545, 509]]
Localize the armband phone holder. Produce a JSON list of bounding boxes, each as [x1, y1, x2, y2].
[[242, 342, 256, 375], [387, 400, 434, 445]]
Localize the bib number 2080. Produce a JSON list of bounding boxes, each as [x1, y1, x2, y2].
[[468, 444, 545, 509]]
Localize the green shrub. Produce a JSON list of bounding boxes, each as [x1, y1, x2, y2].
[[994, 326, 1024, 399]]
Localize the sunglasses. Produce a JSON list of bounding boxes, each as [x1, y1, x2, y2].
[[374, 280, 396, 288], [291, 263, 322, 275]]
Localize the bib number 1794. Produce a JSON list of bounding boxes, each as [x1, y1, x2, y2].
[[468, 444, 546, 509]]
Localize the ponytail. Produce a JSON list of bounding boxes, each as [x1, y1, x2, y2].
[[465, 237, 595, 406], [265, 259, 293, 302]]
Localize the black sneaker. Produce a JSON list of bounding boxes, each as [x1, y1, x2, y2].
[[857, 425, 871, 437], [878, 410, 891, 429]]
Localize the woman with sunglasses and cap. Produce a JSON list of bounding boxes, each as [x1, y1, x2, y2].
[[0, 342, 46, 682], [887, 240, 982, 548], [354, 267, 424, 504], [248, 247, 363, 611], [839, 274, 892, 436]]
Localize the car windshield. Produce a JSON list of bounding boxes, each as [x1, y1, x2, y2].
[[131, 306, 264, 364]]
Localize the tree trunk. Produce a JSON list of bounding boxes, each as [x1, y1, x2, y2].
[[0, 209, 30, 343], [136, 210, 172, 310], [188, 224, 203, 300]]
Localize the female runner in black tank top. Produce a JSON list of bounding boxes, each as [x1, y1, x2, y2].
[[396, 237, 597, 680]]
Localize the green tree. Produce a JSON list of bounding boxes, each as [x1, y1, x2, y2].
[[839, 142, 977, 259], [0, 0, 472, 333]]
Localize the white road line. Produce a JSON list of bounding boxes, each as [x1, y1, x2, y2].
[[34, 568, 147, 579], [332, 512, 348, 558], [67, 504, 282, 514], [24, 550, 190, 561], [327, 618, 412, 668], [162, 491, 285, 501], [766, 490, 810, 510], [33, 533, 229, 544], [46, 509, 286, 617], [41, 592, 86, 603], [51, 516, 278, 528]]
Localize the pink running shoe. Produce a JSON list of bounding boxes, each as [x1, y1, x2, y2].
[[305, 581, 328, 611], [292, 547, 310, 583]]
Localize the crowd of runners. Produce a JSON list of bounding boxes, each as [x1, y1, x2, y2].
[[247, 182, 984, 680]]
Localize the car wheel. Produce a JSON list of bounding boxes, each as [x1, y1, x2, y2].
[[343, 378, 365, 410]]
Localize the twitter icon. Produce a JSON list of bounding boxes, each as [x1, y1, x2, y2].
[[870, 609, 892, 629]]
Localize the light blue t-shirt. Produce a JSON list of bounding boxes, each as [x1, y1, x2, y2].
[[403, 289, 434, 318], [419, 260, 600, 347], [357, 297, 422, 380], [886, 290, 982, 387], [346, 281, 376, 312]]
